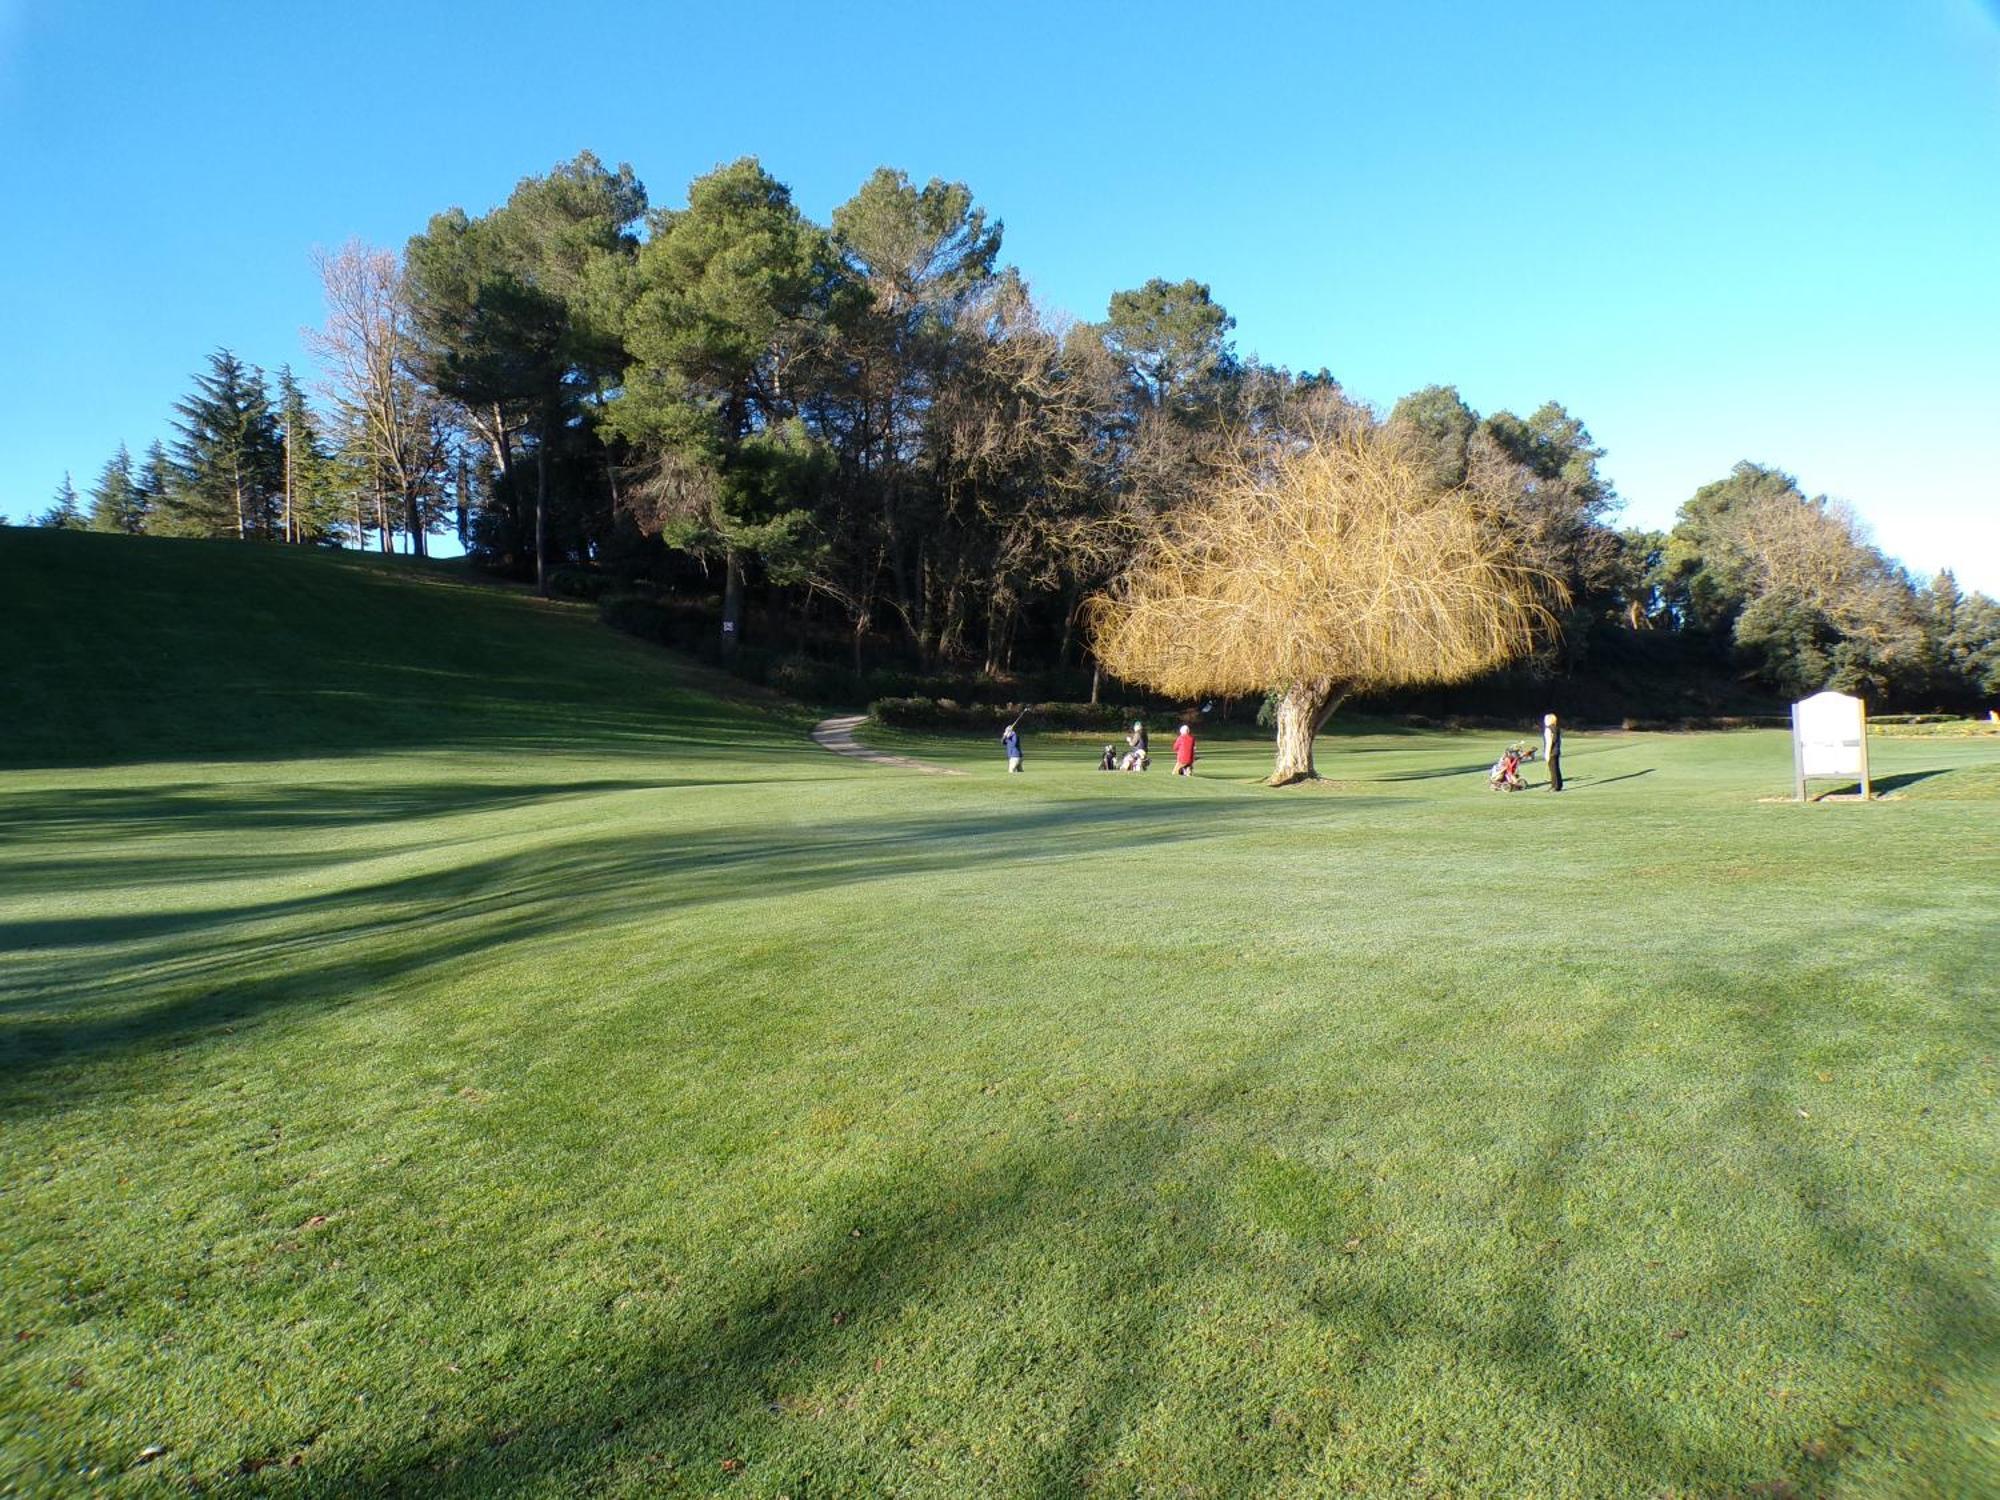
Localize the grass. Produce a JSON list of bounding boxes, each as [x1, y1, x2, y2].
[[2, 528, 1996, 1497]]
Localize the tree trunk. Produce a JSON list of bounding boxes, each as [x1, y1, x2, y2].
[[720, 545, 743, 658], [533, 437, 548, 596], [1269, 679, 1346, 786], [1090, 659, 1101, 705]]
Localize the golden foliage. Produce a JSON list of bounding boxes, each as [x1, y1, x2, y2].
[[1088, 425, 1562, 698]]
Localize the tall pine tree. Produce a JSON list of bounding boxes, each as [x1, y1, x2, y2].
[[162, 350, 283, 539]]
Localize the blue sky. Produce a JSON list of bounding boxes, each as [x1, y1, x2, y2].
[[3, 0, 1996, 589]]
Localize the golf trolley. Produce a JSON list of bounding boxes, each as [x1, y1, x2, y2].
[[1487, 740, 1538, 792]]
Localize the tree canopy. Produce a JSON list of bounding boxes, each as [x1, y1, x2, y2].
[[1091, 424, 1559, 782], [37, 147, 2000, 726]]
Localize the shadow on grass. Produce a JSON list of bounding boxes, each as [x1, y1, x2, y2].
[[1819, 769, 1950, 797], [0, 778, 741, 847], [1577, 768, 1656, 787], [0, 528, 812, 771], [1365, 762, 1496, 782], [251, 995, 1991, 1497], [0, 795, 1357, 1098], [304, 1095, 1255, 1497]]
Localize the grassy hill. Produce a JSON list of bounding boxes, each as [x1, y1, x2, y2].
[[0, 527, 806, 767], [2, 529, 1995, 1497]]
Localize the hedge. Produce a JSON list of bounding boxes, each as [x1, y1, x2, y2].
[[869, 698, 1168, 733]]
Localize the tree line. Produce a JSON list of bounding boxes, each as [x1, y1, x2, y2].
[[31, 150, 2000, 713]]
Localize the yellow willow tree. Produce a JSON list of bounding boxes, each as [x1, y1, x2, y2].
[[1089, 425, 1561, 785]]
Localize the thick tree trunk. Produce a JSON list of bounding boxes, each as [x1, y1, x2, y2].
[[1269, 679, 1346, 786], [720, 546, 743, 658]]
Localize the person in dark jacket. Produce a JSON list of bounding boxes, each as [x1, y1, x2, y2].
[[1121, 720, 1150, 771], [1542, 713, 1563, 792]]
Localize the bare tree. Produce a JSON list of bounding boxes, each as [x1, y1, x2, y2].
[[1090, 425, 1560, 785], [307, 240, 450, 555]]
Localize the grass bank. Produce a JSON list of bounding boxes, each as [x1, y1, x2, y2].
[[3, 530, 1995, 1496]]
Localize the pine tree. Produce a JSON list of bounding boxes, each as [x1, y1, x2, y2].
[[37, 473, 86, 529], [133, 440, 176, 533], [162, 350, 283, 539], [275, 365, 346, 543], [87, 444, 148, 533]]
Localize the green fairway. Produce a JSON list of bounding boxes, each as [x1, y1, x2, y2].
[[3, 531, 1996, 1497]]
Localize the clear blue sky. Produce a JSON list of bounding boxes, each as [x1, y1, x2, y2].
[[3, 0, 1996, 590]]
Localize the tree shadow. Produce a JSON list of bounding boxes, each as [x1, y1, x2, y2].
[[196, 985, 1990, 1496], [232, 1062, 1291, 1497], [0, 778, 746, 849], [1, 795, 1364, 1101]]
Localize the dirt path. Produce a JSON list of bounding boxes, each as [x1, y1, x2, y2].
[[810, 715, 965, 775]]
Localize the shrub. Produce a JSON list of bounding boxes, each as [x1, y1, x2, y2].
[[546, 568, 615, 601], [769, 655, 851, 702]]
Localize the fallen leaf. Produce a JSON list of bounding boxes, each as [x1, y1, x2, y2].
[[303, 1215, 327, 1230], [137, 1445, 167, 1463], [1667, 1328, 1688, 1341], [721, 1456, 744, 1473]]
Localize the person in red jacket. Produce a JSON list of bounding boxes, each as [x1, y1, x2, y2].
[[1173, 723, 1197, 776]]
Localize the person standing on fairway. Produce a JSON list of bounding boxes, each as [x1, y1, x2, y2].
[[1174, 722, 1196, 776], [1002, 718, 1024, 773], [1542, 712, 1563, 792]]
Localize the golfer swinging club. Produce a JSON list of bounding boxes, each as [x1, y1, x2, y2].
[[1001, 708, 1027, 772]]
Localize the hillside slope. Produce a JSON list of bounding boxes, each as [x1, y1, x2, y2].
[[0, 528, 802, 767]]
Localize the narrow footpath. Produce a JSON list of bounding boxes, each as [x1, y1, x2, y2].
[[809, 714, 964, 775]]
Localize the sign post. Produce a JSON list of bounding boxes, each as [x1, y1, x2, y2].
[[1791, 690, 1870, 801]]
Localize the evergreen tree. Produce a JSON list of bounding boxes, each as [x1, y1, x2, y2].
[[275, 365, 346, 543], [133, 440, 176, 533], [87, 444, 147, 533], [613, 157, 835, 644], [406, 151, 646, 588], [162, 349, 283, 539], [37, 473, 86, 529]]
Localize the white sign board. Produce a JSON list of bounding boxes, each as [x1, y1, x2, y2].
[[1792, 690, 1869, 799]]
